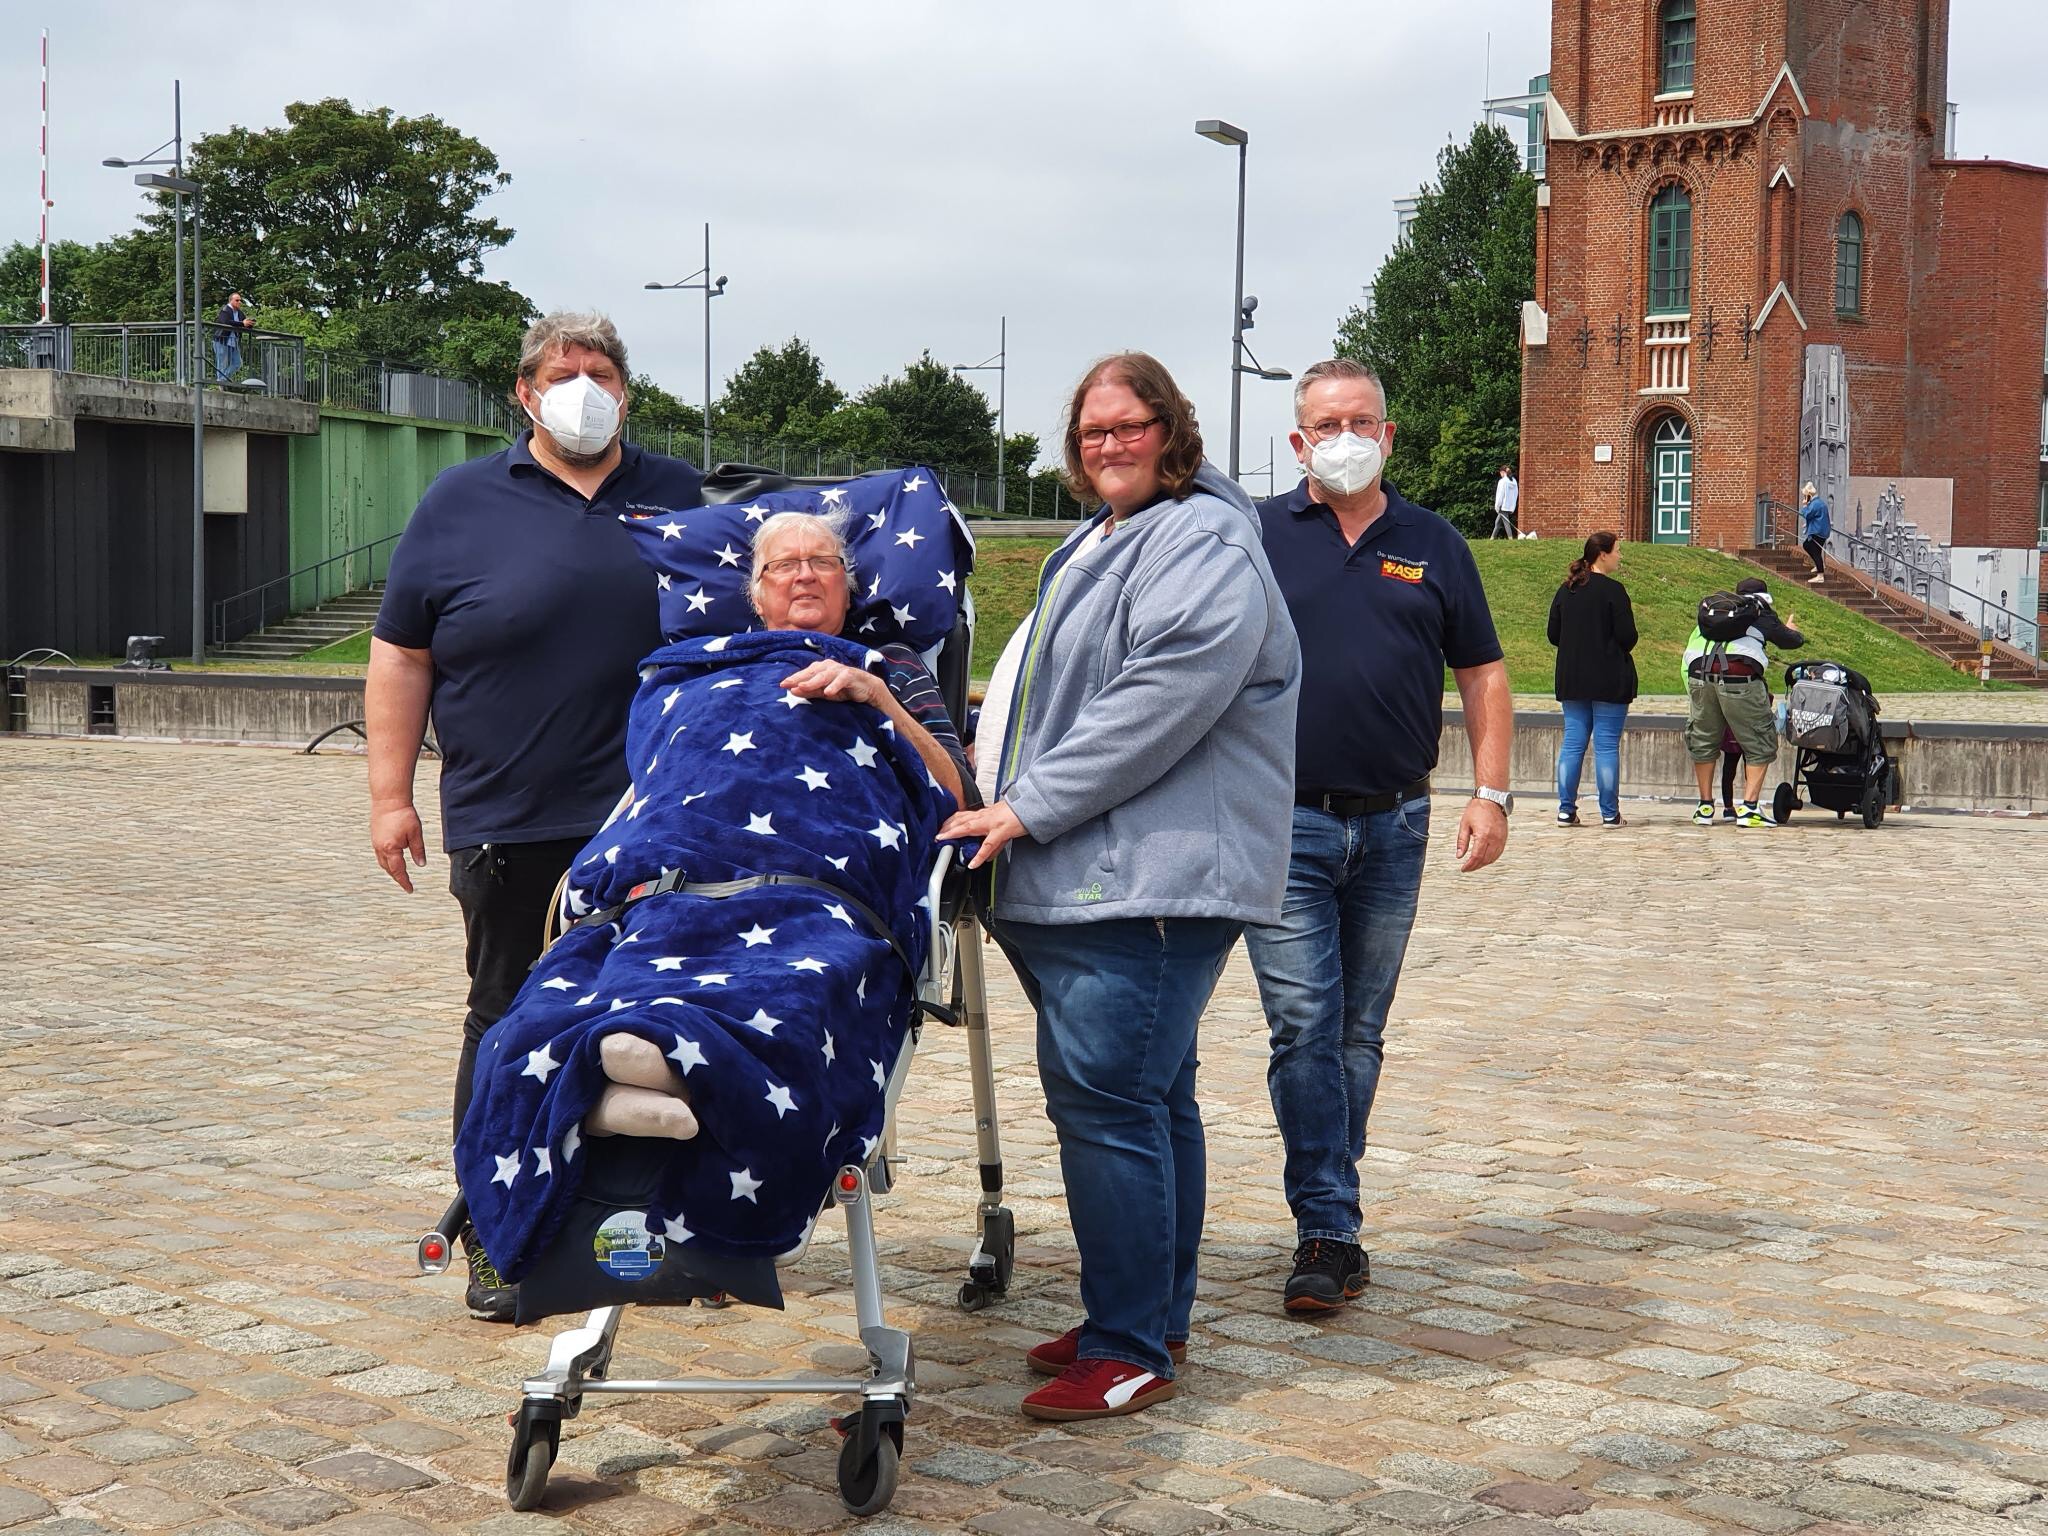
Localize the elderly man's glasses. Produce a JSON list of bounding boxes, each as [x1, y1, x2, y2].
[[1077, 416, 1161, 448], [1300, 416, 1384, 442], [762, 555, 846, 579]]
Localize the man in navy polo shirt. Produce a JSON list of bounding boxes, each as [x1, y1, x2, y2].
[[366, 311, 702, 1320], [1248, 357, 1514, 1314]]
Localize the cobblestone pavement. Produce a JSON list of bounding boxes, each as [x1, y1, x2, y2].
[[5, 737, 2048, 1536]]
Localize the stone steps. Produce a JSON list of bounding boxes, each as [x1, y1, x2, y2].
[[211, 584, 382, 661]]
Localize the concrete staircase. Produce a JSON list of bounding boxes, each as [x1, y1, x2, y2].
[[1739, 546, 2046, 686], [211, 585, 382, 662]]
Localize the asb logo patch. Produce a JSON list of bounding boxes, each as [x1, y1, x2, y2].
[[1380, 557, 1425, 583]]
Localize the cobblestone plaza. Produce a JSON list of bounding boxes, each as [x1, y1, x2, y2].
[[4, 739, 2046, 1534]]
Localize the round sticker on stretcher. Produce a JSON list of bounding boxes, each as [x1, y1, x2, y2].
[[594, 1211, 666, 1282]]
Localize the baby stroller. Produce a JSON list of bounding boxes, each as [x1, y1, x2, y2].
[[1771, 659, 1897, 828], [414, 466, 1015, 1518]]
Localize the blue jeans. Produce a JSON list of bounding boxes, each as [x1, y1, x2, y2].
[[1557, 700, 1629, 822], [213, 334, 240, 381], [1242, 799, 1429, 1244], [993, 914, 1240, 1378]]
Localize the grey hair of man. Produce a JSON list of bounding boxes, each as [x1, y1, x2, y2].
[[746, 510, 858, 613], [515, 311, 630, 394], [1291, 357, 1387, 424]]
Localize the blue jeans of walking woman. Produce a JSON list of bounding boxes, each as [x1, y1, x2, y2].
[[1557, 699, 1628, 823], [1242, 799, 1430, 1244], [993, 915, 1240, 1379]]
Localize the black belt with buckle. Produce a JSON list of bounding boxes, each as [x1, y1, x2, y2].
[[1295, 778, 1432, 817]]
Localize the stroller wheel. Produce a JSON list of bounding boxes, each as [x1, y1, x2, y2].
[[1861, 777, 1885, 828], [836, 1402, 904, 1516], [505, 1408, 559, 1511], [1771, 783, 1796, 825]]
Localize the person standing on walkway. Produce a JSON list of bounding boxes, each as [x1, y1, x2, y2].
[[365, 311, 703, 1322], [1547, 531, 1637, 827], [1798, 481, 1831, 583], [212, 292, 253, 382], [940, 351, 1298, 1421], [1685, 576, 1804, 827], [1245, 357, 1513, 1314]]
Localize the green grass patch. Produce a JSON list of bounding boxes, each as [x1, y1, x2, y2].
[[967, 538, 1060, 676], [300, 630, 372, 665]]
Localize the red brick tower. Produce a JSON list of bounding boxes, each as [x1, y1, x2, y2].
[[1521, 0, 2048, 564]]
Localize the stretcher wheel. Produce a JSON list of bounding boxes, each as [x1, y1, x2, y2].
[[836, 1403, 903, 1516], [506, 1407, 560, 1511], [959, 1207, 1015, 1311]]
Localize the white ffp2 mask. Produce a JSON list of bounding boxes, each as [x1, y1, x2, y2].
[[1306, 430, 1386, 497], [531, 374, 622, 457]]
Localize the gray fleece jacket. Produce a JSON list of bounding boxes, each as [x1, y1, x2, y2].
[[994, 462, 1300, 925]]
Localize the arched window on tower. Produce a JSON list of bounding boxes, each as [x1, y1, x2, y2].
[[1660, 0, 1697, 94], [1648, 185, 1693, 315], [1835, 211, 1865, 317]]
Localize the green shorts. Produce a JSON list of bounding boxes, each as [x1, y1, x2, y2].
[[1686, 676, 1778, 765]]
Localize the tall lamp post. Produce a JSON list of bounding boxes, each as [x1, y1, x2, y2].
[[1195, 120, 1292, 481], [952, 316, 1007, 513], [102, 80, 185, 384], [644, 222, 727, 467]]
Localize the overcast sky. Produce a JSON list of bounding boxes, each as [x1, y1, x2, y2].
[[6, 2, 2045, 482]]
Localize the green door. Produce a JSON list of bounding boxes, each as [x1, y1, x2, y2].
[[1650, 415, 1693, 543]]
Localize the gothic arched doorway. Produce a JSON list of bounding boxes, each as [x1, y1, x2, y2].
[[1646, 414, 1693, 543]]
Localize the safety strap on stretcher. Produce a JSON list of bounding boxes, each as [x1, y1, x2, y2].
[[573, 868, 920, 985]]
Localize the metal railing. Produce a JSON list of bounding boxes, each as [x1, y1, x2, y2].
[[1757, 495, 2041, 669], [0, 321, 512, 433], [211, 530, 403, 649]]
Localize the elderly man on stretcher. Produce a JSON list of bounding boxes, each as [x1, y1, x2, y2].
[[453, 496, 975, 1321]]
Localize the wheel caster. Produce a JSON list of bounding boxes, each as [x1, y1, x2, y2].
[[1771, 782, 1795, 825], [958, 1207, 1014, 1312], [959, 1281, 994, 1312], [835, 1400, 905, 1516], [505, 1406, 560, 1511]]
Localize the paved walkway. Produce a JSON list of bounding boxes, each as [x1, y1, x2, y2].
[[4, 738, 2047, 1536], [1501, 693, 2048, 725]]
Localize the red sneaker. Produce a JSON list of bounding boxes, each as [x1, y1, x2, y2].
[[1021, 1358, 1177, 1421], [1027, 1327, 1188, 1377]]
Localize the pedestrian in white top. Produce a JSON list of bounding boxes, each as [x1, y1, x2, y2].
[[1492, 465, 1520, 538]]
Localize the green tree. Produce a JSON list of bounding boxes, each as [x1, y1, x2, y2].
[[627, 372, 705, 451], [0, 239, 97, 323], [1335, 122, 1534, 536], [856, 352, 997, 471], [715, 337, 843, 435]]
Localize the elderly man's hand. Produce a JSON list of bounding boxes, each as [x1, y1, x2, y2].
[[780, 659, 882, 707], [939, 802, 1026, 870], [1455, 798, 1508, 873], [371, 802, 427, 893]]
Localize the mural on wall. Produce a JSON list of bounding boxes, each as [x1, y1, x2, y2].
[[1842, 476, 2040, 656]]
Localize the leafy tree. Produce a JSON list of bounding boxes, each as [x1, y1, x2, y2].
[[627, 372, 705, 449], [1335, 122, 1534, 535], [0, 239, 97, 323], [716, 337, 844, 435], [856, 352, 997, 471]]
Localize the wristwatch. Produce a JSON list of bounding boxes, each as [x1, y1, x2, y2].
[[1473, 785, 1514, 814]]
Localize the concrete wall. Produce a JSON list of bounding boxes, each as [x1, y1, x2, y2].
[[288, 412, 506, 611], [22, 668, 365, 746]]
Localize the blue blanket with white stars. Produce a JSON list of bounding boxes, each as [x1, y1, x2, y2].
[[454, 628, 954, 1282]]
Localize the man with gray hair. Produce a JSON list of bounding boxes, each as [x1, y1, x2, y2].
[[1248, 356, 1513, 1314], [366, 311, 703, 1321]]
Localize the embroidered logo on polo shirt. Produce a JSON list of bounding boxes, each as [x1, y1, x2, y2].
[[1379, 557, 1426, 583]]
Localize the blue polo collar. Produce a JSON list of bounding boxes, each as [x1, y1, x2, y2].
[[1281, 476, 1411, 530], [507, 429, 644, 499]]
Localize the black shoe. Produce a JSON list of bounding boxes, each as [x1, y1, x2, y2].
[[1283, 1239, 1369, 1314], [461, 1226, 517, 1324]]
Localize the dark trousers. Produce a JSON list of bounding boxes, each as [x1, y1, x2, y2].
[[1721, 751, 1740, 812], [447, 838, 584, 1141], [1802, 536, 1826, 575]]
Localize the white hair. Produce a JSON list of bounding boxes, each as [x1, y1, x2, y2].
[[746, 510, 856, 611]]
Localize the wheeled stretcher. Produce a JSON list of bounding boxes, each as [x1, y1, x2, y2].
[[414, 467, 1016, 1517]]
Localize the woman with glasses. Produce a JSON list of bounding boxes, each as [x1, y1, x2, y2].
[[939, 352, 1299, 1422], [746, 511, 973, 807]]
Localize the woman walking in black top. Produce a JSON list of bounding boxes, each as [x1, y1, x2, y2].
[[1546, 532, 1638, 826]]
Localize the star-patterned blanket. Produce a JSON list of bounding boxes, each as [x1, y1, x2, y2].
[[454, 628, 955, 1287], [617, 465, 971, 651]]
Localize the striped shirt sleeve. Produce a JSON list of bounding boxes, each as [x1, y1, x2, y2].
[[878, 644, 979, 807]]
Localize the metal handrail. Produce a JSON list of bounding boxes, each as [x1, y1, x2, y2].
[[1758, 494, 2041, 672], [211, 531, 403, 649]]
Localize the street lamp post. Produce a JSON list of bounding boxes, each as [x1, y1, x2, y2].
[[133, 171, 203, 663], [103, 80, 185, 383], [644, 222, 727, 467], [1195, 120, 1292, 482], [952, 316, 1007, 513]]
